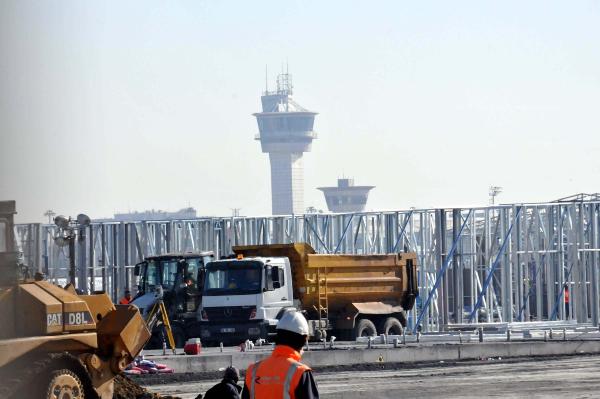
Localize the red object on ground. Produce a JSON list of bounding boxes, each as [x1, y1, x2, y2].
[[131, 366, 148, 374], [184, 338, 202, 355], [158, 367, 175, 374]]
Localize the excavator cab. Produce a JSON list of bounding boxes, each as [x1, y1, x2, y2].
[[132, 252, 214, 348], [134, 253, 214, 317]]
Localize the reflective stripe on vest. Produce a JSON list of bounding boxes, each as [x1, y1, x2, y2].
[[283, 361, 301, 399], [249, 361, 261, 399], [248, 359, 304, 399]]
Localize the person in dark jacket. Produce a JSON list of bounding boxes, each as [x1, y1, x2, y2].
[[204, 366, 242, 399]]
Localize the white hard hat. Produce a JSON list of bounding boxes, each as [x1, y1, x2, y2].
[[276, 310, 309, 336]]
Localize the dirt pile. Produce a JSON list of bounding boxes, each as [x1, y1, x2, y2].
[[113, 374, 180, 399]]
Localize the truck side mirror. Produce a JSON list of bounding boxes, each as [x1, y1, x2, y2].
[[272, 266, 281, 289], [265, 265, 274, 291]]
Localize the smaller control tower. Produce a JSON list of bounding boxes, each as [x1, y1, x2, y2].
[[318, 178, 374, 213], [254, 71, 317, 215]]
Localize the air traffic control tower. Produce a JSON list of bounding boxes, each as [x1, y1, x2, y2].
[[318, 178, 375, 213], [254, 72, 317, 215]]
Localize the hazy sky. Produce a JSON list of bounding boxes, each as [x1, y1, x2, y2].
[[1, 1, 599, 223]]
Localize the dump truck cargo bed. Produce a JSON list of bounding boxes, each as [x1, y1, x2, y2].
[[233, 243, 418, 318]]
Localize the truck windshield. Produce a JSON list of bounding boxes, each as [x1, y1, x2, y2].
[[203, 260, 263, 296]]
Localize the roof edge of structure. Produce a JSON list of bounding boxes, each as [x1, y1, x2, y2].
[[317, 186, 375, 191]]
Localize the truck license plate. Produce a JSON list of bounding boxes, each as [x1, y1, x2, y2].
[[221, 328, 235, 333]]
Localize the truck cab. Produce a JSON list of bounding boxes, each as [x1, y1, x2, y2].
[[199, 256, 293, 345]]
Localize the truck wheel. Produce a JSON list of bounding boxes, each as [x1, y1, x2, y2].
[[379, 317, 403, 336], [44, 369, 84, 399], [354, 319, 377, 339]]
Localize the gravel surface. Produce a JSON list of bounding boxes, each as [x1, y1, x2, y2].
[[114, 375, 181, 399], [141, 354, 600, 398]]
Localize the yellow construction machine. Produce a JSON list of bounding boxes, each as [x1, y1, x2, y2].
[[0, 201, 151, 399]]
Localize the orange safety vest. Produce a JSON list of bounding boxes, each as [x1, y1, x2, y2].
[[119, 297, 131, 305], [245, 345, 311, 399], [564, 289, 569, 303]]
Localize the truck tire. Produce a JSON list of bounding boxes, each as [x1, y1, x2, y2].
[[354, 318, 377, 339], [379, 317, 403, 336]]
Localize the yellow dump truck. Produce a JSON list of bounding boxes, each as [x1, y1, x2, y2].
[[0, 201, 151, 399], [198, 243, 418, 344]]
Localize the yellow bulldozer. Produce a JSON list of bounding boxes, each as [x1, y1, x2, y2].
[[0, 201, 151, 399]]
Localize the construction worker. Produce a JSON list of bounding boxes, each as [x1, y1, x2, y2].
[[242, 310, 319, 399], [204, 366, 242, 399], [185, 273, 196, 287], [119, 289, 132, 305]]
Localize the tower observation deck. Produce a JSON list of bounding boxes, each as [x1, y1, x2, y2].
[[254, 72, 317, 215], [318, 178, 375, 213]]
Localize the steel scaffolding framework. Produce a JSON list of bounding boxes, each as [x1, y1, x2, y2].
[[14, 200, 600, 332]]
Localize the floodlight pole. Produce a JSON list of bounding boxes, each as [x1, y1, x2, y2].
[[489, 186, 503, 205], [68, 234, 76, 286], [54, 214, 90, 290]]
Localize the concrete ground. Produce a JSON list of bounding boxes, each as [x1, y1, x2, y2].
[[143, 354, 600, 398]]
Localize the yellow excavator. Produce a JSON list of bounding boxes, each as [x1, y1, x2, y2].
[[0, 201, 151, 399]]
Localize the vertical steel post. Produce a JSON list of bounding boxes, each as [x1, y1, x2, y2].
[[469, 210, 476, 323], [89, 226, 95, 292], [77, 225, 87, 293], [577, 203, 588, 322], [511, 206, 520, 322], [534, 207, 543, 321], [101, 224, 107, 292], [554, 206, 563, 320], [484, 208, 492, 322], [112, 224, 119, 302], [500, 208, 509, 321], [452, 209, 463, 323], [124, 223, 130, 291], [435, 209, 447, 329], [35, 223, 42, 273], [68, 235, 76, 287], [550, 207, 558, 319], [591, 204, 599, 326]]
